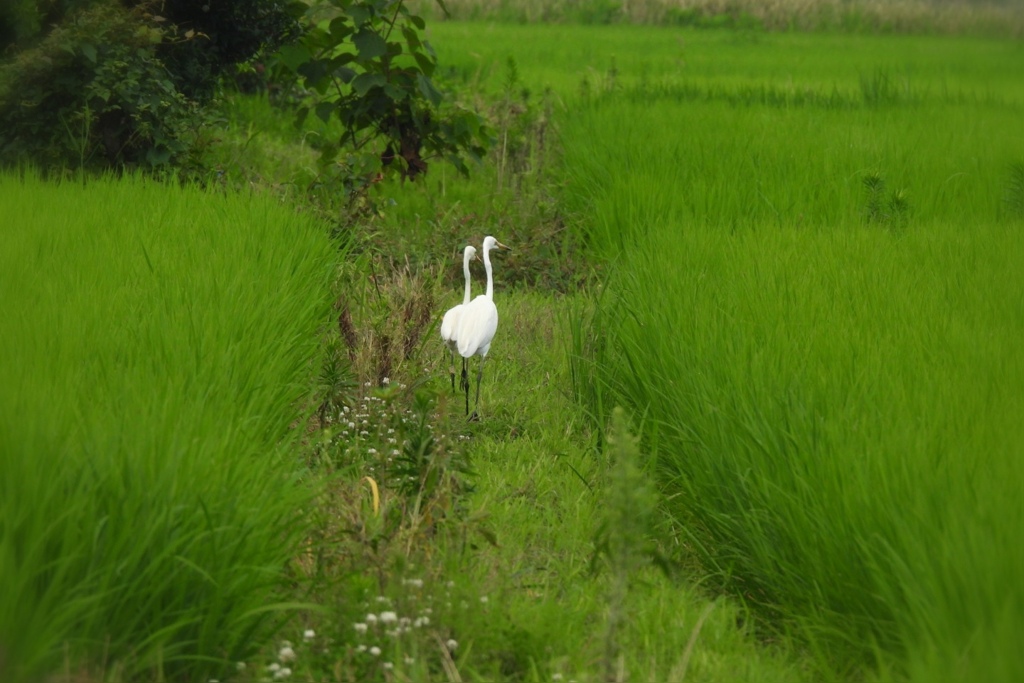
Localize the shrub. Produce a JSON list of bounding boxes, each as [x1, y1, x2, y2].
[[0, 2, 204, 171], [137, 0, 301, 102], [0, 0, 299, 172]]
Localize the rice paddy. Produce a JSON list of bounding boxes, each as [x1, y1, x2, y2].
[[3, 11, 1023, 683]]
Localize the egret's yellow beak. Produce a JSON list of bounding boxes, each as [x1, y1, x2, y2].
[[496, 241, 511, 251]]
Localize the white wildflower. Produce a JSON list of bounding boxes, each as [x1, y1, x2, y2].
[[480, 595, 489, 603], [267, 663, 281, 672], [278, 645, 296, 662], [379, 611, 398, 624], [446, 639, 458, 651], [383, 662, 394, 670], [303, 629, 316, 641], [414, 616, 430, 628], [273, 667, 292, 680], [354, 622, 368, 633], [369, 646, 382, 657], [235, 662, 247, 671], [366, 613, 378, 624]]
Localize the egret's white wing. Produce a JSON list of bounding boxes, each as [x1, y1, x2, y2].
[[456, 295, 498, 357], [440, 304, 463, 344]]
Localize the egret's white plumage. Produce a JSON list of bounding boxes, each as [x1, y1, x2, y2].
[[456, 235, 510, 417], [440, 245, 478, 393]]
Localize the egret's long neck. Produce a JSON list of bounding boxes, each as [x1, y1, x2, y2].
[[461, 252, 473, 305], [484, 246, 494, 300]]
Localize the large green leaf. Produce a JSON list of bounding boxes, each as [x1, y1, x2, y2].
[[274, 44, 311, 73], [348, 4, 371, 26], [353, 29, 386, 60], [401, 25, 421, 51], [415, 73, 442, 107], [315, 101, 334, 123], [352, 72, 386, 95]]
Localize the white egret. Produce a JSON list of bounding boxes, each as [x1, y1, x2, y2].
[[440, 245, 478, 396], [456, 235, 511, 418]]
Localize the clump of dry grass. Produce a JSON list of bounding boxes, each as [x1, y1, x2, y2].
[[416, 0, 1024, 36], [334, 257, 439, 388]]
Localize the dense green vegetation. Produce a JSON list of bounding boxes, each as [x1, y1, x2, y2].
[[0, 173, 339, 682], [540, 22, 1024, 683], [416, 0, 1024, 36], [3, 8, 1023, 683]]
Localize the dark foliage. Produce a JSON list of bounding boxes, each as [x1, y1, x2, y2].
[[0, 3, 202, 171], [135, 0, 301, 102]]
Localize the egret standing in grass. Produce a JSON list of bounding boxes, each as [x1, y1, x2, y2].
[[440, 245, 479, 398], [456, 235, 511, 419]]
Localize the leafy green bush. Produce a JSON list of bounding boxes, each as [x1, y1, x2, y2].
[[142, 0, 300, 102], [0, 2, 203, 171], [0, 0, 299, 172], [271, 0, 489, 214]]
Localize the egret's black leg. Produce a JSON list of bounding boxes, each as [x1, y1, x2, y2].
[[449, 350, 458, 393], [463, 360, 471, 416], [469, 355, 486, 421]]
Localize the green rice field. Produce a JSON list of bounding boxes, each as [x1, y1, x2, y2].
[[426, 20, 1024, 682], [3, 14, 1024, 683], [430, 18, 1024, 679], [0, 173, 339, 682]]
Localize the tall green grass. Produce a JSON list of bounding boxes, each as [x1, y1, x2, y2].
[[560, 93, 1024, 258], [551, 26, 1024, 683], [0, 172, 338, 682], [427, 22, 1024, 103], [580, 219, 1024, 678]]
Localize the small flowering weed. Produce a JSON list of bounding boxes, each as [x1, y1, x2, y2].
[[310, 384, 477, 539]]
